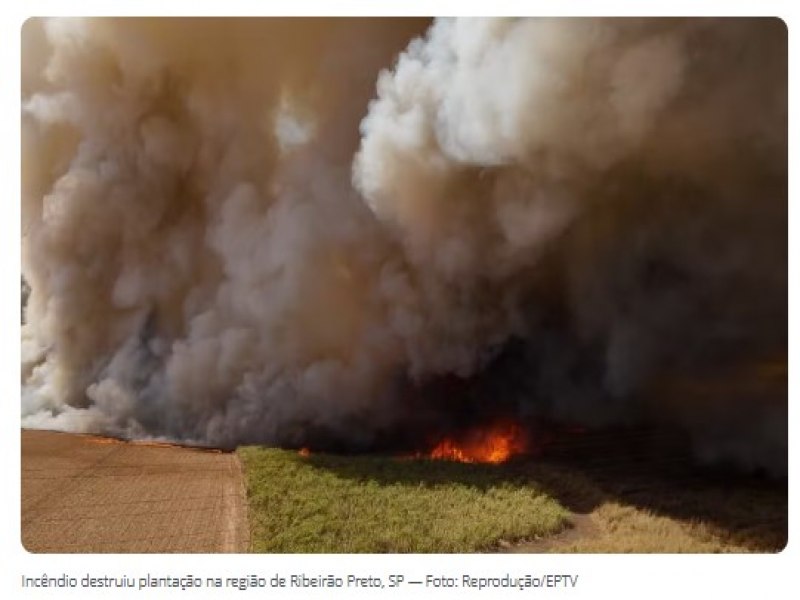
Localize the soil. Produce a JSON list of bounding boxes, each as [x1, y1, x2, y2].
[[21, 429, 249, 553], [503, 512, 599, 553]]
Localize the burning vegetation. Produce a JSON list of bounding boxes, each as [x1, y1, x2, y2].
[[22, 18, 786, 475], [423, 423, 529, 464]]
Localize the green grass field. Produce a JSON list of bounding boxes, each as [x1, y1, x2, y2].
[[237, 447, 570, 552], [238, 447, 787, 554]]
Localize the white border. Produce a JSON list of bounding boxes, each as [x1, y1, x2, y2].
[[2, 3, 796, 599]]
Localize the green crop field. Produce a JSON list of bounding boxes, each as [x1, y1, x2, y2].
[[238, 446, 787, 554], [237, 447, 571, 553]]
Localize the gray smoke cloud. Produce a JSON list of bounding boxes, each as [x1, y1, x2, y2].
[[22, 18, 786, 472]]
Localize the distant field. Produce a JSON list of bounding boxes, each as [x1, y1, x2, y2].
[[238, 446, 787, 554], [237, 448, 570, 552]]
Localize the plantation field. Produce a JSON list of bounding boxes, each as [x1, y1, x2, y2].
[[238, 446, 787, 553], [237, 447, 570, 553]]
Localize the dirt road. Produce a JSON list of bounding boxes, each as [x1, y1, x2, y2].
[[21, 429, 249, 553]]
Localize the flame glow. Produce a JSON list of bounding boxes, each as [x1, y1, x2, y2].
[[426, 423, 528, 464]]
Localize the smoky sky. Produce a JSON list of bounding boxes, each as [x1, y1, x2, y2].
[[21, 18, 786, 473]]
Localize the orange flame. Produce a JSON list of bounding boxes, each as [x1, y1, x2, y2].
[[426, 423, 527, 464], [298, 447, 311, 457]]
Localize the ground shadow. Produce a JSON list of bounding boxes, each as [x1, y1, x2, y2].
[[302, 425, 787, 552]]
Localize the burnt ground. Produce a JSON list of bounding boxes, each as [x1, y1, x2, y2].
[[21, 429, 249, 553]]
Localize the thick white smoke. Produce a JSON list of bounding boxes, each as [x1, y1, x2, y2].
[[22, 18, 786, 471]]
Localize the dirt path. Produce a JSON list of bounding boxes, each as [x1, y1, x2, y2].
[[21, 429, 249, 553], [503, 512, 599, 553]]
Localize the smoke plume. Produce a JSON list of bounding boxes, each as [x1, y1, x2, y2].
[[22, 18, 786, 473]]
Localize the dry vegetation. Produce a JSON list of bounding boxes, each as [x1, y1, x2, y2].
[[557, 501, 779, 553], [553, 483, 787, 553]]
